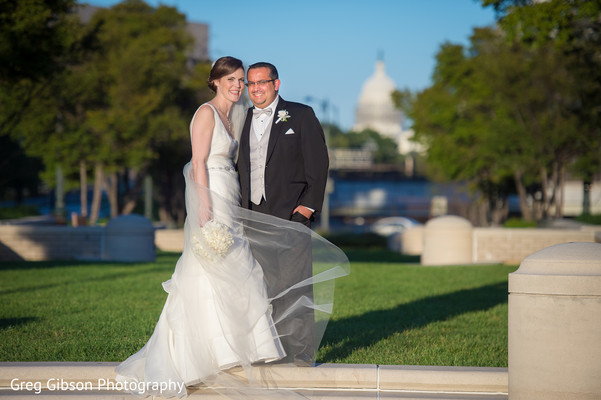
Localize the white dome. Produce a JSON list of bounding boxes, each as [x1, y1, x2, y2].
[[354, 60, 403, 139], [357, 61, 397, 107]]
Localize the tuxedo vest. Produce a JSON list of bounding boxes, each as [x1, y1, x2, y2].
[[249, 120, 272, 205]]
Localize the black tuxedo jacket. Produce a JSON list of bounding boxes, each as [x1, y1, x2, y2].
[[237, 97, 329, 221]]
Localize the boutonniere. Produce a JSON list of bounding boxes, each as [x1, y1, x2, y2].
[[275, 110, 290, 124]]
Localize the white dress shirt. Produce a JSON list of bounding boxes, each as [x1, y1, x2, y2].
[[252, 96, 279, 141]]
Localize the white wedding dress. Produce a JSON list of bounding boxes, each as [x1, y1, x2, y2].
[[115, 103, 349, 399]]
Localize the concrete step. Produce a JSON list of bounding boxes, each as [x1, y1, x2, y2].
[[0, 362, 508, 399], [0, 392, 508, 399]]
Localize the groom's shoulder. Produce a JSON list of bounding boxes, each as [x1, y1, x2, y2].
[[284, 100, 309, 110], [282, 100, 316, 116]]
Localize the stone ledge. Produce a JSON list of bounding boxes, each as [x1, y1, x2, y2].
[[379, 365, 507, 393], [0, 390, 508, 400], [0, 362, 507, 399]]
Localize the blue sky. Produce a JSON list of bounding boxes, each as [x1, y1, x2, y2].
[[87, 0, 497, 130]]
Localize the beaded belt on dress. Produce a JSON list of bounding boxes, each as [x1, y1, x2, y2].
[[208, 166, 235, 172]]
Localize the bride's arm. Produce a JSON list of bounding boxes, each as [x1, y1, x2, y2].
[[190, 105, 214, 226]]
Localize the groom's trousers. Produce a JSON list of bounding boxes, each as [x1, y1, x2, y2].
[[249, 199, 316, 365]]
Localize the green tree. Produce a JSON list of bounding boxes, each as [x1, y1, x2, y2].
[[482, 33, 579, 221], [395, 37, 515, 224], [399, 28, 576, 223], [77, 0, 198, 223], [0, 0, 80, 215], [1, 0, 209, 225], [398, 1, 601, 223], [489, 0, 601, 215], [17, 15, 103, 219], [0, 136, 43, 204], [152, 61, 213, 227], [0, 0, 76, 136]]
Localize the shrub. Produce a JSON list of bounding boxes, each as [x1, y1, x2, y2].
[[576, 213, 601, 225], [323, 232, 387, 249], [503, 218, 537, 228], [0, 205, 39, 220]]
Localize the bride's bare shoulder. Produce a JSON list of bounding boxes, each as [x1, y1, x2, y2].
[[191, 104, 216, 129]]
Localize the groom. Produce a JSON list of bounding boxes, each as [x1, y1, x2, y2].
[[238, 62, 329, 225], [237, 62, 329, 365]]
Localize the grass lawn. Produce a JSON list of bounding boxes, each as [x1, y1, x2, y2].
[[0, 250, 517, 367]]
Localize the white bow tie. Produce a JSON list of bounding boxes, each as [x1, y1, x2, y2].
[[253, 108, 273, 119]]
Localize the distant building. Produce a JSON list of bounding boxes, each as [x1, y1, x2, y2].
[[75, 4, 209, 63], [354, 59, 403, 140], [353, 59, 423, 158], [328, 148, 373, 170], [186, 23, 209, 63]]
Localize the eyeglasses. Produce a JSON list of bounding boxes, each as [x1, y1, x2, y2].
[[245, 79, 275, 88]]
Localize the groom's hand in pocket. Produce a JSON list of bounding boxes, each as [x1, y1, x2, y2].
[[291, 205, 312, 226], [292, 205, 312, 219]]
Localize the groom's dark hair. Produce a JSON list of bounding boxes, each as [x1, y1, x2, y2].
[[248, 62, 279, 80]]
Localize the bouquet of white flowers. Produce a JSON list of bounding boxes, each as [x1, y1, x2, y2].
[[191, 220, 234, 261]]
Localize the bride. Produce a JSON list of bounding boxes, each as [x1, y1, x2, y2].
[[114, 56, 349, 398]]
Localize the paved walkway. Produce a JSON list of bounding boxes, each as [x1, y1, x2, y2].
[[0, 362, 507, 399]]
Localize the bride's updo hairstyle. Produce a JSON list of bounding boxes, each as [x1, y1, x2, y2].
[[207, 56, 244, 93]]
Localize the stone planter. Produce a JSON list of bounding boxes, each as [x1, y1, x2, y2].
[[508, 242, 601, 399]]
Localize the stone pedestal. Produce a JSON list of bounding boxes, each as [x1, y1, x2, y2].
[[421, 215, 472, 266], [105, 214, 155, 262], [395, 225, 423, 255], [508, 242, 601, 399]]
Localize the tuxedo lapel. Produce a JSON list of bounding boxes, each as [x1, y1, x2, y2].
[[266, 97, 286, 164], [240, 107, 254, 166]]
